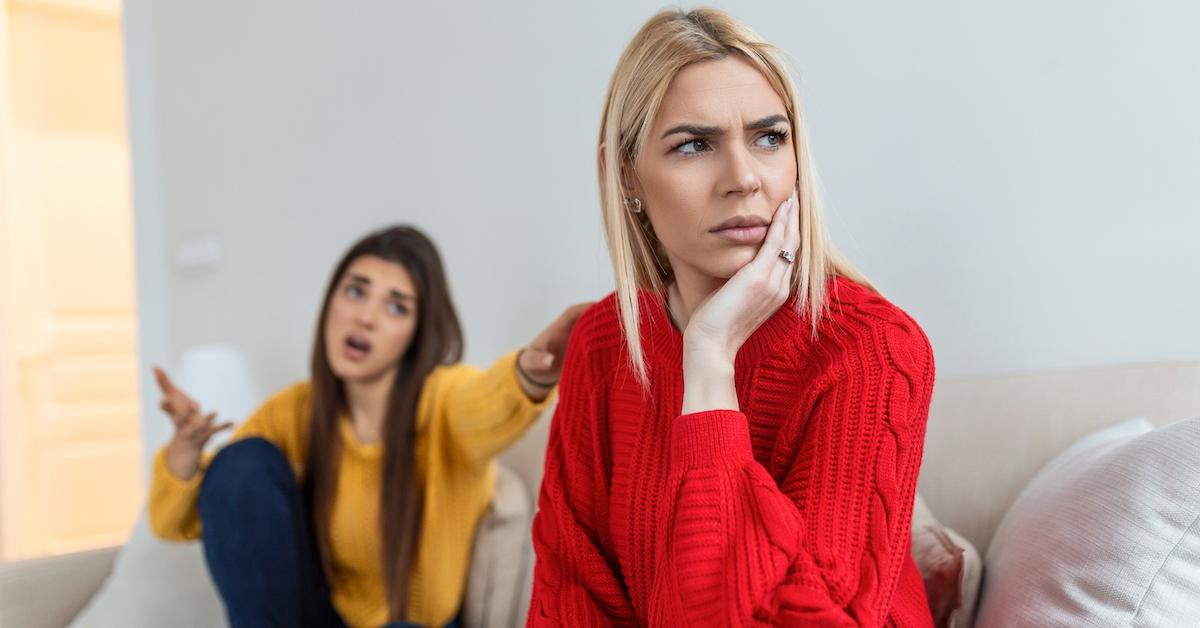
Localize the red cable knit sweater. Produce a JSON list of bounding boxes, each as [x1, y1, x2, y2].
[[528, 276, 936, 627]]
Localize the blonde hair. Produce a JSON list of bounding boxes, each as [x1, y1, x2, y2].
[[598, 7, 872, 386]]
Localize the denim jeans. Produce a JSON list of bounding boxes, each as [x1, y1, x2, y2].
[[198, 437, 459, 628]]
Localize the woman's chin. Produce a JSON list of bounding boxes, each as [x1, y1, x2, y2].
[[701, 247, 758, 280], [328, 360, 377, 384]]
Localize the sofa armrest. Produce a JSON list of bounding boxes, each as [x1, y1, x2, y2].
[[0, 546, 118, 628], [462, 463, 532, 628]]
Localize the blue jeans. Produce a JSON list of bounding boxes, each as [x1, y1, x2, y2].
[[199, 437, 458, 628]]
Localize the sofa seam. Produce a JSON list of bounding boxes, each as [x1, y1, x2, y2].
[[1129, 507, 1200, 625]]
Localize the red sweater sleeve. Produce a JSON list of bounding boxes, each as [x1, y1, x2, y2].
[[649, 320, 935, 626], [528, 322, 635, 626]]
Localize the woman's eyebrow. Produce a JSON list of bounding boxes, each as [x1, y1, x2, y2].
[[660, 113, 789, 139]]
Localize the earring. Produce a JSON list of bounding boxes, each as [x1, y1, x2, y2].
[[624, 197, 643, 213]]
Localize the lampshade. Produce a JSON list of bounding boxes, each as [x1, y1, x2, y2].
[[169, 343, 261, 450]]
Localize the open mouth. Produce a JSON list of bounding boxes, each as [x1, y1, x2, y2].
[[343, 333, 373, 360]]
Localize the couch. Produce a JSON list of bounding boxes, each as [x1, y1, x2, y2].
[[2, 360, 1197, 627]]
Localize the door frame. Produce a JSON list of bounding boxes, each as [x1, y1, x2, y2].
[[120, 0, 173, 481], [0, 0, 171, 559], [0, 0, 25, 560]]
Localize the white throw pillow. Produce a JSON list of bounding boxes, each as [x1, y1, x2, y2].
[[976, 416, 1200, 626], [70, 512, 225, 628]]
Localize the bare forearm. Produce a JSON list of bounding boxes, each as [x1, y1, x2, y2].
[[681, 344, 738, 414], [515, 367, 553, 402], [164, 438, 202, 481]]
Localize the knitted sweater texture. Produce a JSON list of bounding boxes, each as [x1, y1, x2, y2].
[[528, 277, 936, 627]]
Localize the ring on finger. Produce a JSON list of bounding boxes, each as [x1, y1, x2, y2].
[[778, 249, 795, 264]]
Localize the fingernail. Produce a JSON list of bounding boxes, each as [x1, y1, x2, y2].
[[543, 354, 554, 368]]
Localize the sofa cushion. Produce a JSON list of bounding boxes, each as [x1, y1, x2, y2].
[[976, 416, 1200, 626], [912, 492, 983, 628], [69, 512, 223, 628], [461, 462, 533, 627], [918, 362, 1200, 557]]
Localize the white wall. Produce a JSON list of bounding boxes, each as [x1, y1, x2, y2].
[[124, 1, 1200, 457]]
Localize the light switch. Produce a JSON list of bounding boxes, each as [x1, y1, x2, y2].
[[175, 237, 223, 274]]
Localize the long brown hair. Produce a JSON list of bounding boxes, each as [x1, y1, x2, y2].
[[304, 225, 463, 620]]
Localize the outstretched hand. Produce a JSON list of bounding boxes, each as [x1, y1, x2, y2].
[[516, 302, 593, 398], [153, 366, 233, 480]]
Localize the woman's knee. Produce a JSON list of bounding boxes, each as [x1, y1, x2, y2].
[[199, 437, 292, 511]]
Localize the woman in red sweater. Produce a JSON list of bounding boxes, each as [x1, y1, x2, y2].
[[528, 8, 936, 627]]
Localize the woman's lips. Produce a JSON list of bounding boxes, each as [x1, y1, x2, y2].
[[343, 334, 372, 362], [710, 224, 768, 243], [710, 214, 769, 244]]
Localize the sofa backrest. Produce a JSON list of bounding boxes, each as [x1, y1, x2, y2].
[[918, 360, 1200, 556], [499, 361, 1200, 559]]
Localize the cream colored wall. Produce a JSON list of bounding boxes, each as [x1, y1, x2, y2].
[[0, 0, 140, 560]]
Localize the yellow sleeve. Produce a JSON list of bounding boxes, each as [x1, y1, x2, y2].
[[426, 351, 556, 467], [147, 382, 312, 541]]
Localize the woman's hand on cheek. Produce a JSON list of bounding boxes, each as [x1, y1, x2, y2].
[[682, 189, 800, 374]]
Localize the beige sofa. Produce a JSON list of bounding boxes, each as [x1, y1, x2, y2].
[[2, 360, 1197, 627]]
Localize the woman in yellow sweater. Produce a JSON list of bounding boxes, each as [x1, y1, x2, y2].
[[148, 225, 587, 628]]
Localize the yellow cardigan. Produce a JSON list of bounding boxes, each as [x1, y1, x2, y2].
[[148, 351, 552, 627]]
